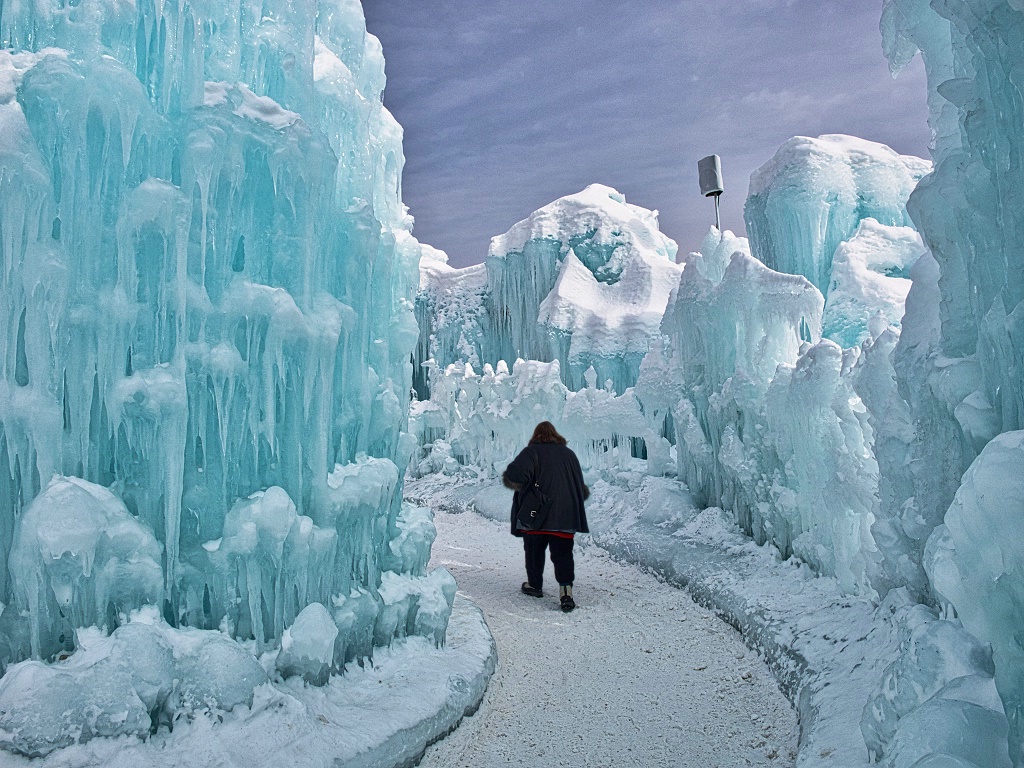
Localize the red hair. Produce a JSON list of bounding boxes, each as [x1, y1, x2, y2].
[[529, 421, 567, 445]]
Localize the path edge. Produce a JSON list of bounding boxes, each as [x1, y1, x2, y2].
[[342, 595, 499, 768]]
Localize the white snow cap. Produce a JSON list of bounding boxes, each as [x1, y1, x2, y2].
[[746, 134, 929, 293], [418, 242, 456, 289], [748, 134, 930, 198], [492, 184, 682, 360], [489, 183, 678, 263]]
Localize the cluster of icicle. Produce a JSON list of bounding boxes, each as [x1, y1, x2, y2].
[[0, 0, 446, 675]]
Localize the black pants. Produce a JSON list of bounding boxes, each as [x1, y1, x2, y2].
[[524, 534, 575, 589]]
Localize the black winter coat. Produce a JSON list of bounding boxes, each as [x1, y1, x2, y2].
[[502, 442, 590, 537]]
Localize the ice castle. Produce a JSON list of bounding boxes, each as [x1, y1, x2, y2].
[[0, 0, 448, 674]]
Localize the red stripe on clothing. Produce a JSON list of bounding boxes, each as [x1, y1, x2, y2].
[[523, 531, 575, 539]]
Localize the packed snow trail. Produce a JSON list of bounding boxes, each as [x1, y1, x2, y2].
[[418, 507, 798, 768]]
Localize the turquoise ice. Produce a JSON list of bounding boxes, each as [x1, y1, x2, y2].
[[0, 0, 448, 683], [415, 184, 682, 396]]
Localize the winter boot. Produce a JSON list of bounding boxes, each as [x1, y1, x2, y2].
[[521, 582, 543, 598], [559, 584, 575, 612]]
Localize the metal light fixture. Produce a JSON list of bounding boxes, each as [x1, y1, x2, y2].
[[698, 154, 724, 230]]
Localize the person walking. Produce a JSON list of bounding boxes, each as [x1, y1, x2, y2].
[[503, 421, 589, 612]]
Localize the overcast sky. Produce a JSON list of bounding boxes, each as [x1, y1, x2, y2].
[[362, 1, 930, 268]]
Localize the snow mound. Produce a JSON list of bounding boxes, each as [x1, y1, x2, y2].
[[277, 603, 339, 686], [0, 607, 268, 757], [416, 185, 681, 395], [0, 598, 495, 768]]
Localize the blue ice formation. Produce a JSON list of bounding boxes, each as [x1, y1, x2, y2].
[[822, 218, 925, 348], [924, 432, 1023, 767], [861, 601, 1011, 768], [656, 229, 892, 595], [744, 135, 930, 350], [874, 1, 1024, 761], [415, 184, 682, 396], [745, 134, 929, 295], [0, 0, 450, 705]]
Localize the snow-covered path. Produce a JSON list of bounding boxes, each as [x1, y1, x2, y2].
[[419, 508, 798, 768]]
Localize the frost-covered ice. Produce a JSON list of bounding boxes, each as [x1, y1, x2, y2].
[[10, 477, 164, 656], [822, 218, 925, 348], [925, 431, 1024, 766], [745, 134, 929, 294], [0, 605, 269, 756], [871, 1, 1024, 762], [861, 605, 1010, 768], [0, 598, 495, 767], [0, 0, 469, 758], [277, 603, 338, 686], [415, 184, 681, 394]]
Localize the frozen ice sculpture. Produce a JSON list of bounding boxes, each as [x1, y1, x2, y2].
[[415, 184, 682, 395], [745, 134, 929, 295], [0, 0, 449, 682]]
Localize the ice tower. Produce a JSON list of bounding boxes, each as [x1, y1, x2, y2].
[[745, 134, 928, 295], [415, 184, 681, 396], [0, 0, 440, 666], [879, 0, 1024, 761]]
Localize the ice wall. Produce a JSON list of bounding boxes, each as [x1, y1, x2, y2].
[[415, 184, 682, 395], [0, 0, 446, 668], [880, 0, 1024, 515], [745, 134, 929, 295], [846, 1, 1024, 763], [861, 601, 1011, 768], [413, 245, 488, 399], [875, 1, 1024, 761], [653, 228, 886, 594], [409, 358, 658, 480], [925, 432, 1024, 767]]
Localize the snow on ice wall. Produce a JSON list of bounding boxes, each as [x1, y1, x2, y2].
[[744, 134, 929, 295], [0, 0, 449, 671], [415, 184, 682, 395], [822, 218, 925, 349]]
